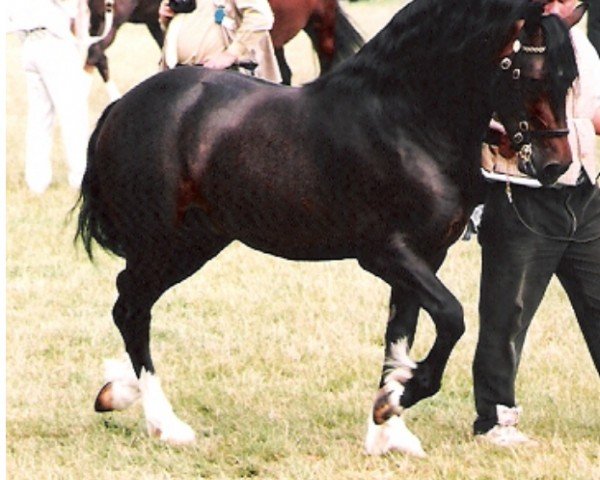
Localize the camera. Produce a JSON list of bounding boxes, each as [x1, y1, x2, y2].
[[168, 0, 196, 14]]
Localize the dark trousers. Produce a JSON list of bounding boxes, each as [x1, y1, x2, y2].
[[589, 1, 600, 56], [473, 181, 600, 434]]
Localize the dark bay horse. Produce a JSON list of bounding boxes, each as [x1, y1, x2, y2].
[[76, 0, 583, 455], [86, 0, 364, 86]]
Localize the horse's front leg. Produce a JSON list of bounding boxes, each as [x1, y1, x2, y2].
[[359, 238, 464, 456], [364, 290, 426, 456]]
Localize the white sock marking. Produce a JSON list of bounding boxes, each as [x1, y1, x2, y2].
[[139, 369, 196, 445], [365, 414, 426, 457], [103, 357, 141, 410]]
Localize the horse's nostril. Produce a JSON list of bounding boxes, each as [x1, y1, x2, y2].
[[542, 162, 569, 184]]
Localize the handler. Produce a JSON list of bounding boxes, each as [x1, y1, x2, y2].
[[473, 0, 600, 447], [158, 0, 281, 83]]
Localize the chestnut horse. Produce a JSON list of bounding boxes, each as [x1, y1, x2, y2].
[[86, 0, 364, 86], [76, 0, 582, 456]]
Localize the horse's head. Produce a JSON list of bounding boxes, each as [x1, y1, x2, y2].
[[491, 1, 586, 186]]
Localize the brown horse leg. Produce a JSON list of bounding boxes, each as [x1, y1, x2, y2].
[[303, 20, 335, 75], [275, 47, 292, 85]]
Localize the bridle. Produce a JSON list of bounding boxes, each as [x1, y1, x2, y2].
[[496, 34, 570, 169]]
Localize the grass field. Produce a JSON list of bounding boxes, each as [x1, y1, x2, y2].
[[5, 1, 600, 478]]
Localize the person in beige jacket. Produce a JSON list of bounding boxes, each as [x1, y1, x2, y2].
[[473, 0, 600, 448], [158, 0, 281, 83]]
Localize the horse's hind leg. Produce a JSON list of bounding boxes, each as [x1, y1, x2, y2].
[[95, 232, 230, 444]]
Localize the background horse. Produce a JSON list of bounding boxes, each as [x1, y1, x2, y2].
[[86, 0, 364, 87], [76, 0, 581, 456]]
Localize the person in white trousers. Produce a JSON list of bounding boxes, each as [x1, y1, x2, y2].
[[8, 0, 89, 193]]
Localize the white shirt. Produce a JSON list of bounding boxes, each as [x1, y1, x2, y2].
[[7, 0, 78, 40], [563, 27, 600, 184]]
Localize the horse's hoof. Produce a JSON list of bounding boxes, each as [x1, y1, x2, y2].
[[365, 414, 426, 457], [94, 380, 141, 412], [94, 382, 115, 412]]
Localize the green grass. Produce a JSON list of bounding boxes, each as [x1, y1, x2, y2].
[[5, 2, 600, 478]]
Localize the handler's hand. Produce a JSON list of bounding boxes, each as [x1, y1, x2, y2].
[[204, 51, 237, 70], [159, 0, 175, 21]]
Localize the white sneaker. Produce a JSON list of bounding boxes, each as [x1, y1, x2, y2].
[[476, 405, 538, 447], [477, 424, 538, 447]]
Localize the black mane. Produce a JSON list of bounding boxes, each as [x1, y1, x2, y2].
[[303, 0, 580, 183], [307, 1, 531, 152], [313, 0, 526, 91], [541, 13, 579, 105]]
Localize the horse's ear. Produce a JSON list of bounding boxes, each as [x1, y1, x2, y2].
[[563, 2, 588, 29], [523, 1, 545, 36]]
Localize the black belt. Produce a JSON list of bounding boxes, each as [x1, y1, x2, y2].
[[23, 27, 47, 35]]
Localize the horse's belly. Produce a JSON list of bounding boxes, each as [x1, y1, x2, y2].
[[218, 216, 359, 261]]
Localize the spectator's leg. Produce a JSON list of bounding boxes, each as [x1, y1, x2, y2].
[[36, 35, 89, 189], [23, 39, 54, 194]]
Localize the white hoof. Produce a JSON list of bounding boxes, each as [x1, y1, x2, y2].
[[139, 369, 196, 445], [365, 414, 426, 457]]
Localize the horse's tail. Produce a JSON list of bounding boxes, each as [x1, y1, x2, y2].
[[74, 100, 125, 260], [332, 4, 365, 63]]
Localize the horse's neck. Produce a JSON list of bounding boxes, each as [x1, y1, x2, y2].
[[321, 17, 505, 147]]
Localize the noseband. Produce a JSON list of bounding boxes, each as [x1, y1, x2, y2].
[[498, 39, 569, 165]]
